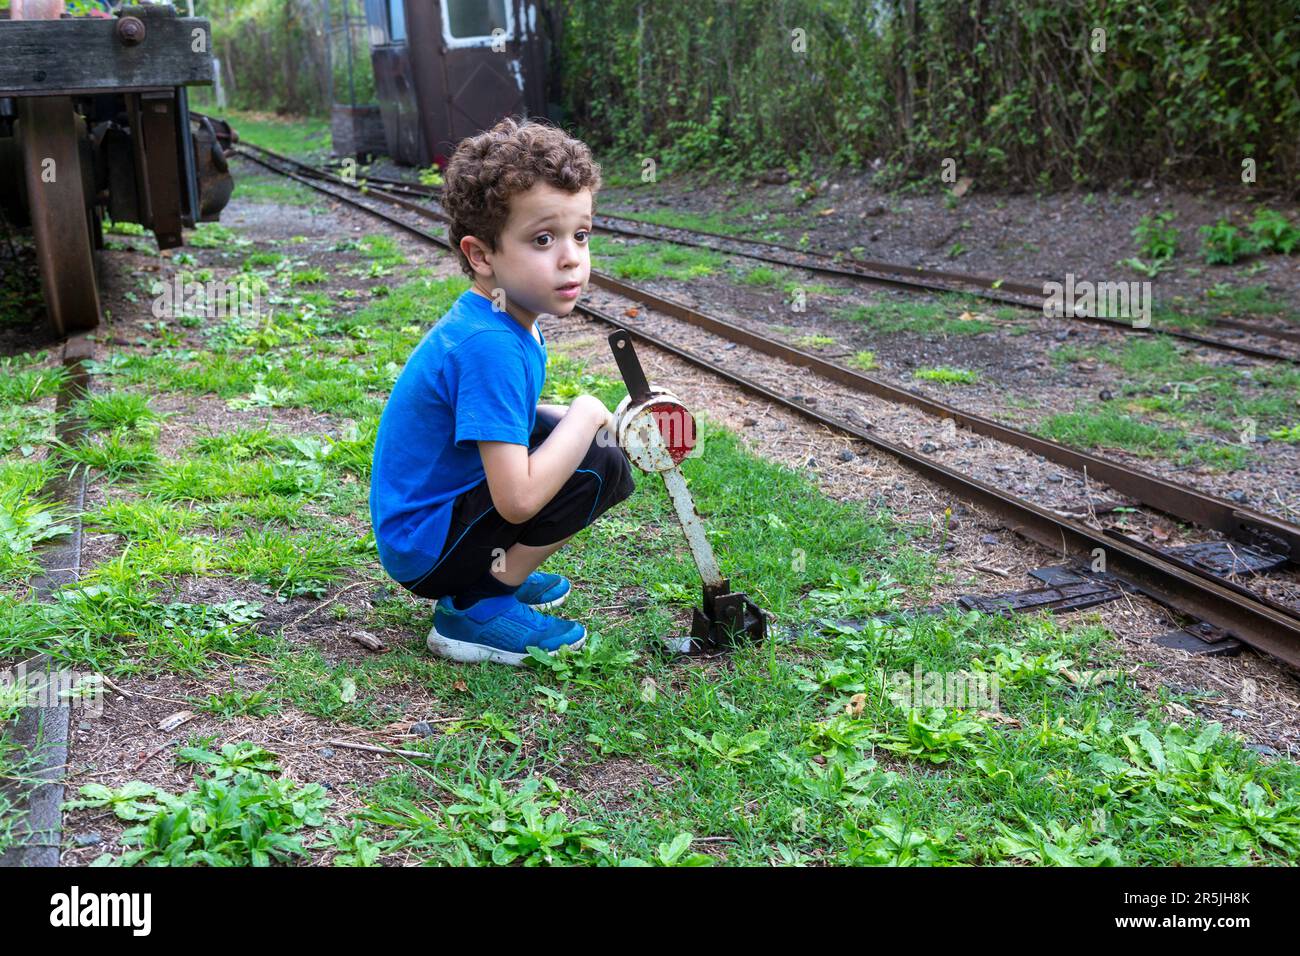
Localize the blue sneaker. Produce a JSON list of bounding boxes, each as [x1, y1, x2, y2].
[[427, 593, 585, 666], [514, 571, 572, 610]]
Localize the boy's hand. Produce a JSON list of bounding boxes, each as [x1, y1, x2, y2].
[[570, 394, 614, 433]]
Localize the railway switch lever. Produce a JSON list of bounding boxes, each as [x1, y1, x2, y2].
[[608, 329, 768, 654]]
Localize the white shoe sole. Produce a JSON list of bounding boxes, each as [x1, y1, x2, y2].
[[426, 625, 586, 666], [527, 589, 569, 612]]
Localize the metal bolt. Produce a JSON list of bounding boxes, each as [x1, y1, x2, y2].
[[116, 16, 146, 46]]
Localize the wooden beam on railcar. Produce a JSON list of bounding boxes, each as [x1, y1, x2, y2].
[[0, 10, 214, 97]]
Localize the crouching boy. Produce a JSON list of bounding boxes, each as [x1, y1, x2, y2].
[[369, 117, 635, 665]]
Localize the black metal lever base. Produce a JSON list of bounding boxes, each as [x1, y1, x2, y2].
[[683, 580, 768, 654]]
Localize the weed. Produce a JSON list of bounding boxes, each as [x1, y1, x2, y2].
[[1199, 219, 1256, 265], [1132, 211, 1178, 261], [58, 430, 159, 481], [187, 223, 252, 251], [678, 728, 770, 766], [75, 392, 160, 432], [839, 296, 992, 336], [65, 744, 329, 866], [914, 366, 978, 384], [848, 350, 878, 370], [1247, 209, 1300, 255], [291, 268, 328, 286], [191, 679, 280, 719]]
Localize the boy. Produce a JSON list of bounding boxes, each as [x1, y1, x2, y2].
[[369, 117, 636, 666]]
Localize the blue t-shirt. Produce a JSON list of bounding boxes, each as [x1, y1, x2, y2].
[[369, 288, 547, 583]]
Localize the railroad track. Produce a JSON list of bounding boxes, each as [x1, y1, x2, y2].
[[230, 142, 1300, 670], [226, 136, 1300, 363]]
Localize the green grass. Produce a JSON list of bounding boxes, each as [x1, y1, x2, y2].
[[190, 680, 281, 720], [542, 354, 623, 407], [914, 366, 978, 384], [590, 236, 725, 281], [0, 459, 71, 584], [1050, 338, 1296, 453], [0, 404, 55, 458], [1035, 405, 1252, 469], [62, 742, 327, 866], [358, 234, 407, 268], [839, 296, 994, 336], [794, 334, 837, 349], [738, 265, 789, 287], [1155, 283, 1298, 329], [232, 174, 318, 206], [59, 429, 160, 482], [74, 391, 161, 432], [187, 223, 253, 251], [0, 362, 67, 405], [242, 251, 286, 269], [12, 205, 1297, 868], [603, 206, 745, 236], [210, 108, 330, 161], [291, 268, 329, 286]]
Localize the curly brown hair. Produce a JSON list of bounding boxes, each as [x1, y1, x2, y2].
[[442, 117, 602, 278]]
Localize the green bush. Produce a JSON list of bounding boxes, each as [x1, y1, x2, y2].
[[1249, 210, 1300, 255], [1199, 220, 1257, 265], [558, 0, 1299, 190], [1132, 212, 1179, 261]]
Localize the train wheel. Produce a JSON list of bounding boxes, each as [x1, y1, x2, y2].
[[17, 96, 102, 337]]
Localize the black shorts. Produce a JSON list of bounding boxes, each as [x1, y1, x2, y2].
[[398, 407, 636, 600]]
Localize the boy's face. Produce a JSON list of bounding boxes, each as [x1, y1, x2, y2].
[[462, 182, 593, 324]]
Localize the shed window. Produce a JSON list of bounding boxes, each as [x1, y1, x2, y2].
[[388, 0, 407, 43], [444, 0, 511, 41]]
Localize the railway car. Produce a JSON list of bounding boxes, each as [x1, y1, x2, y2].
[[362, 0, 554, 168], [0, 1, 232, 336]]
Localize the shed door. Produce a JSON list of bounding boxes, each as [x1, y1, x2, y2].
[[367, 0, 424, 165], [440, 0, 529, 142]]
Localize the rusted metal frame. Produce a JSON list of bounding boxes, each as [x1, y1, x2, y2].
[[173, 86, 199, 228], [124, 93, 153, 229], [138, 89, 183, 248], [1208, 316, 1300, 345], [609, 327, 767, 650], [237, 147, 1300, 668], [958, 579, 1124, 616], [17, 95, 100, 336], [1105, 529, 1300, 622]]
